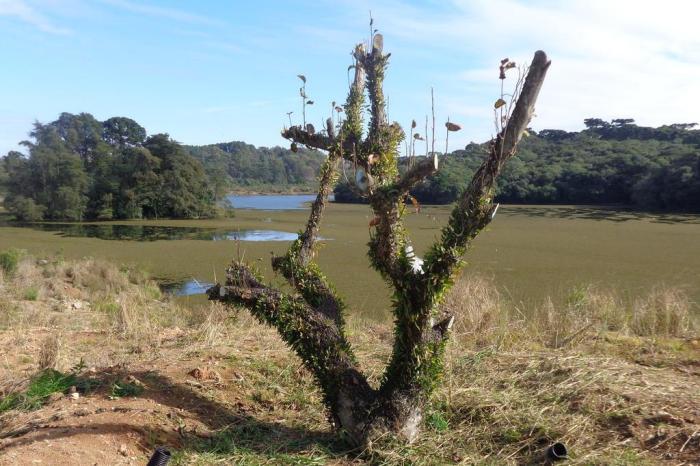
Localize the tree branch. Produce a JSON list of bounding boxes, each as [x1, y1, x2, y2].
[[423, 50, 551, 289], [281, 126, 335, 152], [269, 150, 346, 326], [208, 262, 375, 440], [394, 156, 438, 194]]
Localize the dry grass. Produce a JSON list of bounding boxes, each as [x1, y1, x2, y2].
[[36, 333, 61, 371], [0, 255, 698, 465], [441, 275, 698, 352]]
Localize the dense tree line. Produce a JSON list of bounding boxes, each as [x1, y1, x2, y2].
[[334, 119, 700, 211], [1, 114, 328, 222], [186, 142, 325, 197], [2, 113, 215, 221]]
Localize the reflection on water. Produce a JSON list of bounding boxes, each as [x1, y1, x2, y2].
[[165, 279, 214, 296], [226, 194, 331, 210], [12, 223, 306, 242], [212, 230, 300, 241]]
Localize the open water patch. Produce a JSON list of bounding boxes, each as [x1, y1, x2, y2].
[[211, 230, 300, 241], [167, 279, 215, 296], [11, 223, 307, 242], [226, 194, 333, 210]]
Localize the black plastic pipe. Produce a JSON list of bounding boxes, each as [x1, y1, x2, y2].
[[146, 447, 171, 466], [546, 442, 568, 462]]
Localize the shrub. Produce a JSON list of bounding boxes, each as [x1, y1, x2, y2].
[[0, 248, 25, 276], [23, 287, 39, 301], [5, 195, 46, 222]]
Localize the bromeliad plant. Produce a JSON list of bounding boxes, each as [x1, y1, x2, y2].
[[208, 32, 550, 446]]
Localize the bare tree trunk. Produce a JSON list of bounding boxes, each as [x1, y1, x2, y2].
[[209, 38, 550, 446]]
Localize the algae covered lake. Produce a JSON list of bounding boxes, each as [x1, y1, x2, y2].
[[1, 200, 699, 320]]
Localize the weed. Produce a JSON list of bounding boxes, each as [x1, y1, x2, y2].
[[110, 380, 144, 398], [0, 248, 25, 276], [37, 333, 61, 370], [23, 287, 39, 301], [0, 369, 77, 413]]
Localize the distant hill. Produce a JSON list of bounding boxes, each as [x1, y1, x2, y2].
[[335, 119, 700, 212], [185, 141, 325, 195]]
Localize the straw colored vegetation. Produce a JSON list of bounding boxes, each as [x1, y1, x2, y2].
[[0, 253, 698, 464]]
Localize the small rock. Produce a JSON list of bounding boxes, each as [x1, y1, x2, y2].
[[118, 444, 128, 456], [69, 392, 80, 400]]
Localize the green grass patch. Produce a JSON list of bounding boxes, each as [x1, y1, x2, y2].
[[23, 287, 39, 301], [110, 380, 144, 398], [0, 369, 77, 413]]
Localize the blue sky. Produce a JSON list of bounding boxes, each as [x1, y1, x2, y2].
[[1, 0, 699, 155]]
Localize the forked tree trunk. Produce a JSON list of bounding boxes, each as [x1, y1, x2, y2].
[[209, 36, 550, 446]]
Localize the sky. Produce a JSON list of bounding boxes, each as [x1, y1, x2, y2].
[[1, 0, 699, 156]]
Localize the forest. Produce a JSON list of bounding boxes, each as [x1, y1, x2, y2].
[[0, 113, 324, 221], [336, 118, 700, 211], [186, 141, 325, 197], [2, 115, 699, 222]]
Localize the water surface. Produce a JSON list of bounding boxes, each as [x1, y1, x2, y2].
[[227, 194, 328, 210], [10, 223, 304, 242]]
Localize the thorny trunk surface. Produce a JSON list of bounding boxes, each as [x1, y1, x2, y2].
[[209, 37, 550, 446]]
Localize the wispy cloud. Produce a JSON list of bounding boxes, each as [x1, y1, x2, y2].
[[332, 0, 700, 136], [0, 0, 72, 34], [98, 0, 223, 26]]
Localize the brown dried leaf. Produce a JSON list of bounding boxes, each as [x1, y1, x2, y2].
[[297, 74, 306, 83], [445, 122, 462, 132], [494, 98, 507, 109], [408, 195, 421, 213]]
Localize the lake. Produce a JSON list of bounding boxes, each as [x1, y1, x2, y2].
[[8, 223, 303, 243], [226, 194, 326, 210], [1, 198, 698, 320]]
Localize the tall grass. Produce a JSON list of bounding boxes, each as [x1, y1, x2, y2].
[[440, 276, 697, 351]]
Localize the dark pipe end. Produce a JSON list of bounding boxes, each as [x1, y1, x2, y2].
[[146, 447, 172, 466], [546, 442, 568, 461]]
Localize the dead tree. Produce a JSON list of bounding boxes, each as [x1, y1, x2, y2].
[[208, 35, 550, 446]]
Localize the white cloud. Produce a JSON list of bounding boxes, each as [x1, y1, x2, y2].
[[0, 0, 71, 34], [330, 0, 700, 145]]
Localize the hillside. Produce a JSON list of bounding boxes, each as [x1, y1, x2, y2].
[[186, 142, 325, 195], [335, 119, 700, 211], [0, 252, 698, 464]]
